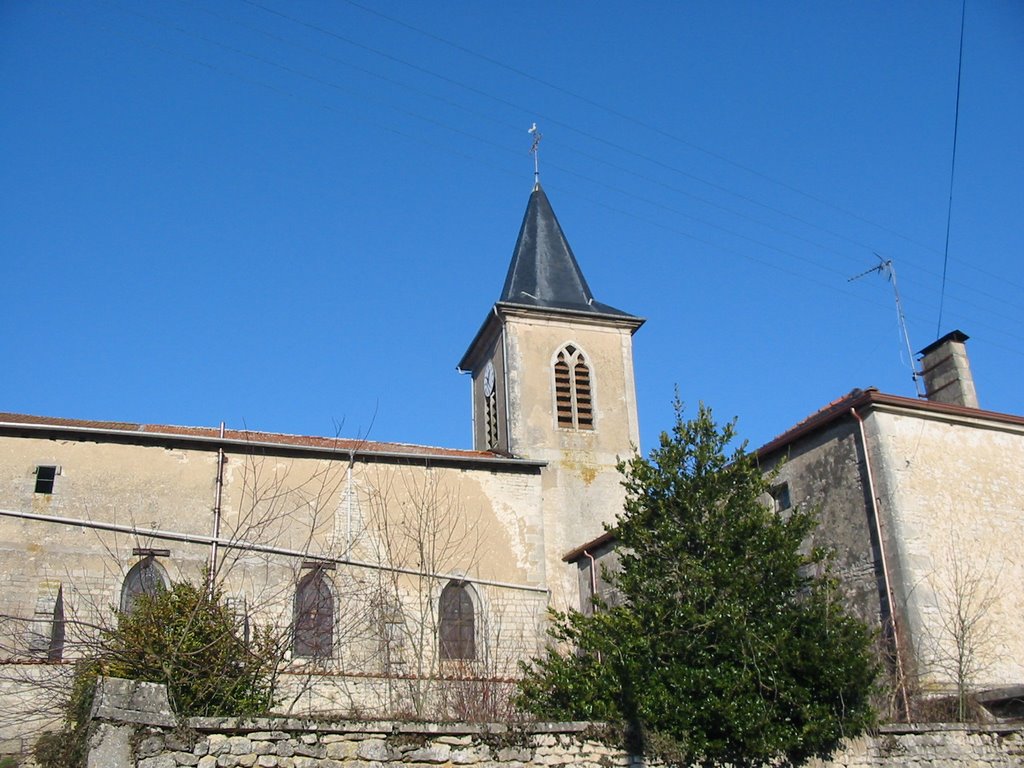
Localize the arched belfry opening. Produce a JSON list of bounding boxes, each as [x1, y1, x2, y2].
[[554, 344, 594, 430]]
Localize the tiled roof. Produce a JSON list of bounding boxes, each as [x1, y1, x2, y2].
[[0, 411, 537, 464], [756, 388, 1024, 458]]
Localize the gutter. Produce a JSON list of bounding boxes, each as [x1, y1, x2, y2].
[[0, 419, 545, 470]]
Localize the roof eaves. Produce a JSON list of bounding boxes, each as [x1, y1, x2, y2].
[[755, 389, 1024, 458], [0, 413, 546, 470], [562, 529, 618, 562], [495, 300, 645, 329]]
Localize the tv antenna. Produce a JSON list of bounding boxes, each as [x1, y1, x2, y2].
[[849, 255, 924, 397]]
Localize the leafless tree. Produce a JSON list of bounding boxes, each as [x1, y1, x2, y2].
[[917, 535, 998, 721]]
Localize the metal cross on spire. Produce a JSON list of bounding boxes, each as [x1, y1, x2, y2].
[[528, 123, 542, 187]]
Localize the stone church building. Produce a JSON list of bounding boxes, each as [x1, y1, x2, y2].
[[0, 183, 644, 748]]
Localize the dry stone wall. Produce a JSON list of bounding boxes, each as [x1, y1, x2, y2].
[[86, 679, 1024, 768]]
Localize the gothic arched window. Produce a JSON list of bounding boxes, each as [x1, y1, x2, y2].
[[554, 344, 594, 430], [294, 568, 334, 659], [439, 581, 476, 661], [120, 557, 168, 614]]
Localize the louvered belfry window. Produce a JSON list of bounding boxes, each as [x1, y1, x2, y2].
[[439, 581, 475, 660], [554, 345, 594, 430], [485, 388, 499, 450], [294, 568, 334, 659]]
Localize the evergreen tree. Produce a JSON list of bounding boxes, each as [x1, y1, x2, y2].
[[518, 403, 877, 767]]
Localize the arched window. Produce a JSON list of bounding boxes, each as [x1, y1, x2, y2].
[[120, 556, 168, 614], [554, 345, 594, 430], [294, 568, 334, 658], [439, 581, 476, 660]]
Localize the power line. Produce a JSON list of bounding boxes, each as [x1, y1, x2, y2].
[[337, 0, 965, 260], [242, 0, 1024, 303], [937, 0, 968, 336], [64, 1, 1024, 348]]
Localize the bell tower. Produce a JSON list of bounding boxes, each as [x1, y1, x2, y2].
[[458, 183, 643, 608]]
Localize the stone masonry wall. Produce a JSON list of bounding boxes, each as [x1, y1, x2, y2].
[[85, 679, 1023, 768]]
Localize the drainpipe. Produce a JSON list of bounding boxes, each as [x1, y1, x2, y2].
[[208, 421, 226, 595], [851, 407, 910, 720], [346, 450, 355, 558], [583, 550, 599, 610], [583, 549, 601, 663]]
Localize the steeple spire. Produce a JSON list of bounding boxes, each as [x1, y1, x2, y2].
[[499, 185, 636, 318]]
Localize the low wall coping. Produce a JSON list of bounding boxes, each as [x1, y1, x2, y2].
[[186, 716, 597, 735], [91, 677, 177, 728]]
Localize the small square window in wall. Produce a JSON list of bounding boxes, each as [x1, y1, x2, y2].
[[771, 482, 792, 513], [34, 466, 58, 495]]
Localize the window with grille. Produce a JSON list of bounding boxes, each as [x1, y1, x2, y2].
[[294, 568, 334, 659], [439, 581, 476, 660], [554, 345, 594, 430]]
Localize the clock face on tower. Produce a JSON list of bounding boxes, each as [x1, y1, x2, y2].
[[483, 361, 496, 396]]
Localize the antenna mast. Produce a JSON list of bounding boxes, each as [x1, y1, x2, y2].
[[849, 255, 924, 397]]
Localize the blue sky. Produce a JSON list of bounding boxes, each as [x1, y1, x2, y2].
[[2, 1, 1022, 454]]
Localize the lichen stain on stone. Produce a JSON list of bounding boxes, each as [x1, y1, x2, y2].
[[559, 454, 598, 486]]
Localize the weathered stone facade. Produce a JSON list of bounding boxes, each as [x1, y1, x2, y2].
[[759, 386, 1024, 705]]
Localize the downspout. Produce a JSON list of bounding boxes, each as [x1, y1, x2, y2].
[[583, 549, 601, 663], [583, 550, 599, 610], [208, 421, 226, 595], [851, 407, 910, 720], [498, 305, 511, 454], [346, 450, 354, 558]]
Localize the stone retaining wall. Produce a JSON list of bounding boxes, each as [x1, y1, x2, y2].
[[86, 678, 1024, 768]]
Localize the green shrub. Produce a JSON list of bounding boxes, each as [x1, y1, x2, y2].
[[103, 580, 276, 716], [35, 579, 277, 768]]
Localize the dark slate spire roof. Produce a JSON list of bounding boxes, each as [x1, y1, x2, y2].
[[499, 184, 635, 318]]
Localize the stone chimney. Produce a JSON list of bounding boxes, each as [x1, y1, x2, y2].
[[917, 330, 979, 408]]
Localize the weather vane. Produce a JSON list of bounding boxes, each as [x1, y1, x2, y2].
[[528, 123, 542, 186]]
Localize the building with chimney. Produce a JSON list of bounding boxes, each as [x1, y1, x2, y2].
[[569, 330, 1024, 718], [756, 331, 1024, 718], [0, 183, 643, 750]]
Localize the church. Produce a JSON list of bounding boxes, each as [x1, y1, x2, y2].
[[4, 181, 1022, 754], [0, 182, 644, 747]]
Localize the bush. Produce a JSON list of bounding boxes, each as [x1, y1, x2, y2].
[[35, 579, 277, 768], [103, 580, 276, 716]]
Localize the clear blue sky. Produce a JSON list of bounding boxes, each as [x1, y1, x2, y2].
[[2, 1, 1022, 453]]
